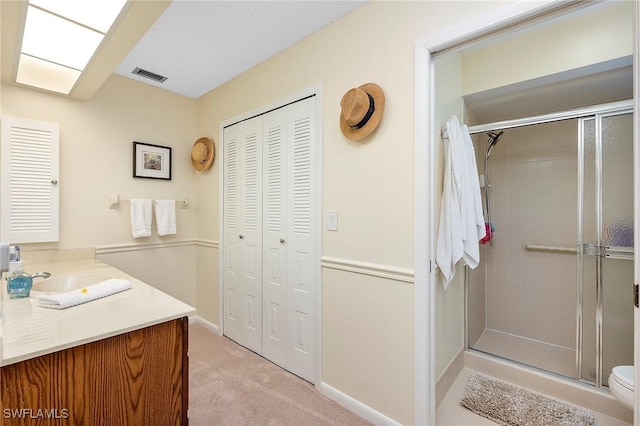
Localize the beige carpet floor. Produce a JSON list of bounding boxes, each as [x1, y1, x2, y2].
[[188, 323, 372, 426]]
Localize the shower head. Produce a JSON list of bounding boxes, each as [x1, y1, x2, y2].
[[486, 131, 504, 158]]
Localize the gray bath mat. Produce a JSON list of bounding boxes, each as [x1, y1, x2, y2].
[[460, 373, 595, 426]]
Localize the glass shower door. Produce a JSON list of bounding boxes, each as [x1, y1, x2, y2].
[[579, 111, 634, 387]]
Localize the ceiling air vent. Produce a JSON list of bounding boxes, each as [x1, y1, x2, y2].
[[131, 67, 167, 83]]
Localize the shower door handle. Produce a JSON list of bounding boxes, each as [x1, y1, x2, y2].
[[603, 246, 634, 260], [582, 244, 634, 259]]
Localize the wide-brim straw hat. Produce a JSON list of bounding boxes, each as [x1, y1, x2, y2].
[[191, 137, 215, 171], [339, 83, 385, 141]]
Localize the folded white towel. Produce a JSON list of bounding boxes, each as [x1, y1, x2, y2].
[[37, 279, 132, 309], [155, 199, 177, 236], [130, 199, 152, 238]]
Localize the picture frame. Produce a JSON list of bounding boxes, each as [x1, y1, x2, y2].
[[133, 141, 172, 180]]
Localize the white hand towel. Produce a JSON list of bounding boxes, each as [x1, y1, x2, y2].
[[130, 199, 152, 238], [155, 199, 177, 236], [37, 279, 132, 309]]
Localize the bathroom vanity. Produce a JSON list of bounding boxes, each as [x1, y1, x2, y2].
[[0, 252, 195, 425]]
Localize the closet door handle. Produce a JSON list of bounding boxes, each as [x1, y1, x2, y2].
[[280, 239, 285, 244], [239, 234, 244, 240]]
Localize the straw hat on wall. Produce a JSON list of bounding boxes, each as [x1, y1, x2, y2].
[[339, 83, 385, 141], [191, 137, 215, 171]]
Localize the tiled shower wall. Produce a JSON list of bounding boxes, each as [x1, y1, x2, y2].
[[468, 119, 579, 350]]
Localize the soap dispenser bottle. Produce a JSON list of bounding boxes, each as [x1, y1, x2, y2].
[[6, 261, 33, 299]]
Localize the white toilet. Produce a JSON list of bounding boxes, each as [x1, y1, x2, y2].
[[609, 365, 635, 410]]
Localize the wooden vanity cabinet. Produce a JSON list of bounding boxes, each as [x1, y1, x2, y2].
[[1, 317, 189, 425]]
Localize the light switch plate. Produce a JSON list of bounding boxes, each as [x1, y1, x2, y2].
[[327, 210, 338, 231]]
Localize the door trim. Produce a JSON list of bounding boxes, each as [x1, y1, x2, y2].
[[634, 2, 640, 421], [218, 84, 323, 384]]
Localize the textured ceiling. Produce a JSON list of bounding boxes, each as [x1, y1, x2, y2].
[[114, 0, 367, 99]]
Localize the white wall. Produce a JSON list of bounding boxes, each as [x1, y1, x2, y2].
[[97, 244, 197, 307], [433, 51, 466, 379]]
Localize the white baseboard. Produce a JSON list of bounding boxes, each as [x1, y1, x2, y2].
[[316, 382, 400, 425], [194, 315, 221, 336]]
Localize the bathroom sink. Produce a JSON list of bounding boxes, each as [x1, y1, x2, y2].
[[31, 274, 111, 294]]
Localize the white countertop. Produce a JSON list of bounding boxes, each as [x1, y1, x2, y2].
[[1, 256, 195, 366]]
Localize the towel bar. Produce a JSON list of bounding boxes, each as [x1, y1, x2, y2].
[[522, 243, 577, 254], [108, 194, 188, 209]]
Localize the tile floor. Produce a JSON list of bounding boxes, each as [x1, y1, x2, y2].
[[436, 368, 632, 425]]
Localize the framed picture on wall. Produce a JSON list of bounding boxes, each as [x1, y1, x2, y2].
[[133, 141, 172, 180]]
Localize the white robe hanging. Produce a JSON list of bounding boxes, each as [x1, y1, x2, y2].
[[435, 116, 486, 289]]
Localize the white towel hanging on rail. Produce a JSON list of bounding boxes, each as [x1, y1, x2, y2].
[[155, 199, 177, 236], [461, 123, 486, 266], [129, 199, 152, 238]]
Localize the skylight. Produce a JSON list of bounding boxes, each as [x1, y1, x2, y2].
[[16, 0, 128, 95]]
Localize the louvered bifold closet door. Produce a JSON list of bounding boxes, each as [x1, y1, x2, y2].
[[262, 107, 288, 368], [285, 97, 315, 382], [223, 95, 316, 382], [222, 117, 263, 352], [222, 122, 243, 344], [223, 117, 262, 353], [239, 117, 263, 354], [1, 117, 59, 243]]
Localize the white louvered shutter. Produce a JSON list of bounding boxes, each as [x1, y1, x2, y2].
[[1, 117, 60, 243]]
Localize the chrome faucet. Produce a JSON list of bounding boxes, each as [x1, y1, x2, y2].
[[31, 272, 51, 280]]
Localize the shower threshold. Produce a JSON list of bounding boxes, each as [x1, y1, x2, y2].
[[472, 329, 576, 379]]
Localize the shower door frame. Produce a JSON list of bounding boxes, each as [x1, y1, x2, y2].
[[577, 107, 635, 388], [463, 100, 634, 385]]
